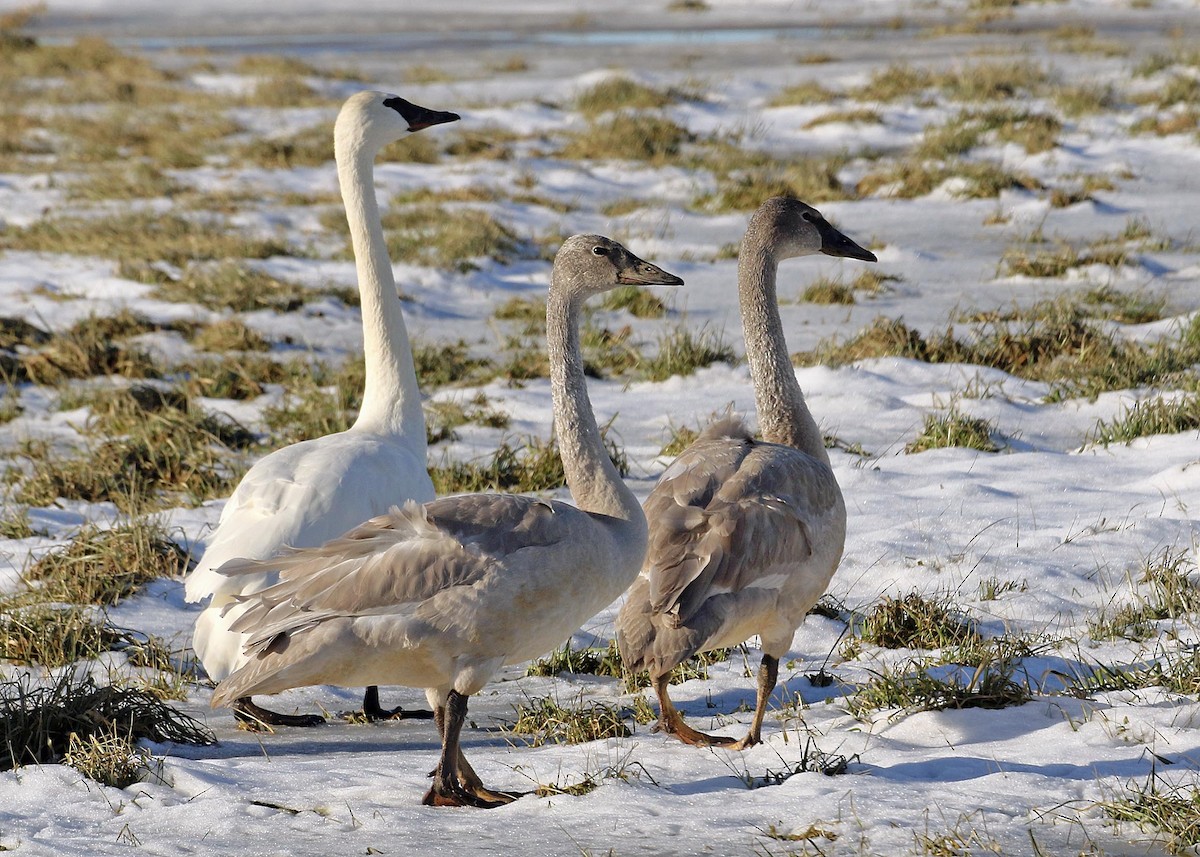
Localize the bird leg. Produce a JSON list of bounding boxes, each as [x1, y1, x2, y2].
[[653, 655, 779, 750], [726, 654, 779, 751], [359, 686, 434, 722], [233, 696, 325, 729], [425, 704, 522, 801], [653, 674, 737, 747], [422, 690, 516, 808]]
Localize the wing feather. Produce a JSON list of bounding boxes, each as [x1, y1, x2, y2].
[[643, 421, 840, 627], [221, 494, 574, 644]]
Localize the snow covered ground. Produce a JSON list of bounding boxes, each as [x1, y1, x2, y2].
[[3, 0, 1200, 854]]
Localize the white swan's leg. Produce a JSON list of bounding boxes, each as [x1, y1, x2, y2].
[[359, 686, 434, 722]]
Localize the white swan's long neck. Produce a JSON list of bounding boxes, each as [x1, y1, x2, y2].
[[546, 283, 648, 541], [738, 243, 830, 465], [337, 138, 427, 442]]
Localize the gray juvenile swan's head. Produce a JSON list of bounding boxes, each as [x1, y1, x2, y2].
[[553, 234, 685, 298], [745, 196, 877, 264]]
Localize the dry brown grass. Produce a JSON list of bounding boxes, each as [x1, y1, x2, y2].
[[24, 517, 190, 605]]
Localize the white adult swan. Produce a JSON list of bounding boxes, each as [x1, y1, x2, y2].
[[616, 197, 875, 749], [210, 235, 683, 806], [185, 91, 460, 727]]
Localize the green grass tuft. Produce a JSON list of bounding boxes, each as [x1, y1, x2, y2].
[[146, 262, 313, 313], [0, 211, 290, 269], [560, 113, 692, 163], [575, 77, 674, 117], [377, 205, 523, 272], [856, 592, 980, 650], [640, 324, 737, 382], [769, 80, 840, 106], [1089, 393, 1200, 446], [600, 285, 668, 318], [904, 408, 1000, 453], [18, 386, 253, 511], [430, 429, 629, 495], [845, 655, 1030, 721], [502, 693, 631, 747], [1101, 773, 1200, 855], [17, 311, 164, 385], [1088, 549, 1200, 641], [800, 277, 856, 305], [0, 602, 128, 667]]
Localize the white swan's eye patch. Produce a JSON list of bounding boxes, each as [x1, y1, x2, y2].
[[592, 246, 608, 256]]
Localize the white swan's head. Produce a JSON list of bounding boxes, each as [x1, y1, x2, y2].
[[746, 196, 877, 263], [335, 91, 460, 156], [553, 234, 684, 298]]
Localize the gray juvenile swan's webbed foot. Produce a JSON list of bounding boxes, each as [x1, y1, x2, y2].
[[422, 691, 519, 809], [653, 675, 748, 749], [233, 696, 326, 729], [655, 655, 780, 750], [359, 686, 434, 722]]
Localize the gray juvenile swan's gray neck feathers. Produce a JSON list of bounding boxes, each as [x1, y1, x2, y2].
[[737, 197, 876, 461], [738, 221, 827, 462], [547, 239, 648, 530]]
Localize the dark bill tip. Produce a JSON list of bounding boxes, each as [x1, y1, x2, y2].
[[618, 262, 684, 287], [382, 95, 461, 132], [818, 223, 877, 263]]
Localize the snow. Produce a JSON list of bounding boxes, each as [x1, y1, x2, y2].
[[4, 1, 1200, 855]]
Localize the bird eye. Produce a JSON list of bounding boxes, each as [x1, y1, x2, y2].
[[592, 246, 608, 256], [801, 211, 815, 222]]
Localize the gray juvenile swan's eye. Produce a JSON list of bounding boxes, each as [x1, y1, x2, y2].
[[592, 246, 608, 256]]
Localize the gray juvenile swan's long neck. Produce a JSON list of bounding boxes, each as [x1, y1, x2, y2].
[[546, 282, 647, 537], [738, 240, 830, 466], [336, 134, 426, 441]]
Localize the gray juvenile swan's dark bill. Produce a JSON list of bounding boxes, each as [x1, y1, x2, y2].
[[617, 257, 685, 287], [817, 218, 877, 263]]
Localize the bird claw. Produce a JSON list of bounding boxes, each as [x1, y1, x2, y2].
[[421, 782, 517, 809], [725, 734, 761, 751]]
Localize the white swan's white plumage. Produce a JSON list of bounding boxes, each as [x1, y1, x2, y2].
[[211, 235, 683, 807], [616, 197, 876, 749], [185, 91, 459, 725]]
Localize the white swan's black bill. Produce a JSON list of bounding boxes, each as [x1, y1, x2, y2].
[[383, 96, 462, 132]]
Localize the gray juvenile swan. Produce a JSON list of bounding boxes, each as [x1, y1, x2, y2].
[[211, 235, 683, 807], [185, 91, 459, 728], [616, 197, 875, 749]]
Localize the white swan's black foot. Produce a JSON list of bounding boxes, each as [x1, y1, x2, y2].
[[233, 696, 326, 729], [360, 686, 434, 722]]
